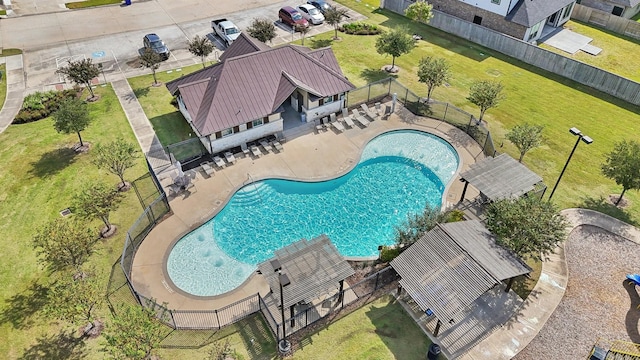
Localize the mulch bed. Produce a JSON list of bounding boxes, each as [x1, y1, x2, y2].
[[515, 225, 640, 359]]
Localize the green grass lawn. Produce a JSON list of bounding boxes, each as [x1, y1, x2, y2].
[[0, 64, 6, 111], [538, 20, 640, 82], [0, 85, 149, 359], [128, 64, 203, 146], [66, 0, 121, 9], [330, 0, 640, 225]]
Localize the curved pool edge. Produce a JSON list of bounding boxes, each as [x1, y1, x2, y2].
[[132, 117, 485, 310]]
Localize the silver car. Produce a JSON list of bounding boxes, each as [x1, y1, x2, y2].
[[297, 4, 325, 25]]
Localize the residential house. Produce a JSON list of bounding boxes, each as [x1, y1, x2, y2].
[[166, 33, 355, 155], [577, 0, 640, 18], [423, 0, 576, 42]]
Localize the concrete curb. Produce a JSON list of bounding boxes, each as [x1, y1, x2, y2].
[[0, 54, 25, 133]]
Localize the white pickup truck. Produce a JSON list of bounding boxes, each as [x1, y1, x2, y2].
[[211, 19, 241, 46]]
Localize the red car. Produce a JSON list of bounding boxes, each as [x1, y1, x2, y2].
[[279, 6, 309, 30]]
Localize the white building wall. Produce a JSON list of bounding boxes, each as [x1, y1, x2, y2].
[[304, 99, 345, 123], [459, 0, 510, 16], [205, 119, 284, 154]]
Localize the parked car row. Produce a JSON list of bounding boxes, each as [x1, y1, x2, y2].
[[279, 0, 335, 30]]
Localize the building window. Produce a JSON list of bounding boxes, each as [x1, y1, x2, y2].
[[323, 96, 334, 104], [562, 3, 573, 18], [491, 0, 500, 4], [473, 15, 482, 25], [528, 23, 541, 41], [252, 119, 264, 127], [221, 128, 233, 137], [612, 6, 624, 16]]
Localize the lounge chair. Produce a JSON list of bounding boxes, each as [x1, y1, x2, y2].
[[272, 141, 284, 152], [361, 103, 378, 121], [250, 145, 262, 158], [382, 105, 392, 120], [224, 152, 237, 164], [331, 120, 345, 133], [352, 109, 370, 127], [200, 161, 215, 177], [260, 140, 274, 153], [213, 156, 225, 168]]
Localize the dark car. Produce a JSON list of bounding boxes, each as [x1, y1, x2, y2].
[[279, 6, 309, 30], [307, 0, 332, 13], [143, 33, 170, 60]]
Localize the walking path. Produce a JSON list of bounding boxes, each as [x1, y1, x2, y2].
[[458, 208, 640, 359], [0, 54, 25, 132]]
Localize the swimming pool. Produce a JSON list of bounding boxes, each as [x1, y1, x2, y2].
[[166, 130, 459, 297]]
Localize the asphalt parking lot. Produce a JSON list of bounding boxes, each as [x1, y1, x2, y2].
[[20, 1, 365, 91]]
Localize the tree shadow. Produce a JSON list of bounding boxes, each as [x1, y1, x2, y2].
[[0, 280, 50, 330], [623, 279, 640, 343], [360, 68, 394, 84], [18, 329, 87, 360], [308, 38, 333, 49], [29, 147, 78, 178], [579, 196, 637, 226], [133, 87, 150, 98]]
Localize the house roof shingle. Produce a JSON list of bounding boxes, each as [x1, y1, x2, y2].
[[507, 0, 575, 27], [166, 34, 355, 137]]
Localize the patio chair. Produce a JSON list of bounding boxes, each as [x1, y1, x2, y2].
[[360, 103, 378, 121], [200, 161, 215, 177], [224, 152, 237, 164], [213, 156, 226, 168], [331, 119, 345, 133], [272, 141, 284, 152], [250, 145, 262, 158], [382, 105, 392, 120], [352, 109, 370, 127], [260, 140, 274, 153]]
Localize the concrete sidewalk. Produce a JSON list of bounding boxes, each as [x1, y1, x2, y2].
[[0, 54, 25, 133], [458, 208, 640, 359]]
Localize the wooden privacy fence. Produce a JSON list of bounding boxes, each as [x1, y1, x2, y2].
[[380, 2, 640, 106], [572, 4, 640, 40]]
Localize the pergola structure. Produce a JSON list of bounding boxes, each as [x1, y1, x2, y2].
[[390, 220, 530, 336], [459, 153, 545, 202], [257, 235, 355, 327]]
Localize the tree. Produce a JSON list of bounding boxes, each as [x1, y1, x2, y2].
[[44, 268, 104, 337], [417, 56, 451, 102], [395, 203, 450, 247], [73, 181, 124, 236], [375, 26, 415, 71], [92, 139, 140, 191], [56, 58, 100, 99], [486, 196, 568, 261], [187, 35, 214, 68], [52, 97, 92, 147], [295, 24, 311, 46], [102, 303, 168, 360], [325, 7, 349, 40], [601, 139, 640, 205], [32, 218, 98, 273], [506, 123, 544, 163], [467, 80, 505, 122], [247, 18, 276, 44], [405, 0, 433, 24], [139, 47, 162, 85]]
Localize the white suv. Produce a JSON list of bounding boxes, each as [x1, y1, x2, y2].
[[297, 4, 325, 25]]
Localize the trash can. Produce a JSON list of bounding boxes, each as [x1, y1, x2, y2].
[[427, 343, 441, 360], [124, 0, 131, 5]]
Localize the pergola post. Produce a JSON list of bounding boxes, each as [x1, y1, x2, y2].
[[434, 320, 442, 336], [459, 180, 469, 203], [505, 277, 515, 293], [290, 305, 295, 327], [338, 280, 344, 302]]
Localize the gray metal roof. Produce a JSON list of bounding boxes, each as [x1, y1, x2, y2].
[[257, 235, 355, 308], [507, 0, 575, 27], [460, 153, 543, 201], [390, 221, 530, 321], [608, 0, 640, 7], [218, 33, 270, 63], [166, 38, 354, 137]]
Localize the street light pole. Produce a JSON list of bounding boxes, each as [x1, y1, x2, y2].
[[277, 270, 291, 354], [549, 127, 593, 201]]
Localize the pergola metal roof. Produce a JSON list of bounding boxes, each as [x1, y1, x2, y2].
[[390, 220, 530, 321], [257, 235, 355, 308], [460, 153, 543, 201]]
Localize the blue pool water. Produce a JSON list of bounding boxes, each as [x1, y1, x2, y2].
[[167, 130, 459, 296]]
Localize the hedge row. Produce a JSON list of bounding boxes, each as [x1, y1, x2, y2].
[[340, 22, 381, 35], [13, 89, 78, 124]]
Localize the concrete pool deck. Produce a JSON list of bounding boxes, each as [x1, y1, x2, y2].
[[131, 105, 484, 312]]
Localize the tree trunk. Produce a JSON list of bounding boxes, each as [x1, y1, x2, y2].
[[201, 56, 206, 68], [479, 108, 486, 121], [77, 131, 84, 147], [86, 81, 95, 97], [518, 152, 525, 163], [101, 215, 111, 231], [391, 56, 396, 69], [152, 70, 158, 85], [616, 188, 627, 205], [426, 86, 433, 102], [334, 27, 338, 39]]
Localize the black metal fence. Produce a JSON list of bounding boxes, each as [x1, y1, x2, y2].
[[347, 78, 497, 157]]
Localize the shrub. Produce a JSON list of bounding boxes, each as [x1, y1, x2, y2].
[[170, 96, 179, 108], [379, 246, 401, 262], [14, 89, 77, 124], [445, 209, 465, 222], [339, 22, 381, 35]]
